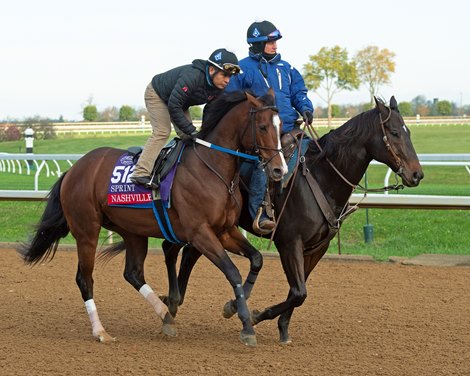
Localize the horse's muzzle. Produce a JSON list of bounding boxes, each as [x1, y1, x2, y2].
[[270, 168, 285, 182], [401, 168, 424, 187]]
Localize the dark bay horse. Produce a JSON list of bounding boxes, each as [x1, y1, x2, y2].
[[20, 91, 287, 346], [163, 96, 424, 344]]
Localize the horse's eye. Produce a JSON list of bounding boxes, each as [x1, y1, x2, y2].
[[390, 130, 399, 137], [259, 124, 267, 131]]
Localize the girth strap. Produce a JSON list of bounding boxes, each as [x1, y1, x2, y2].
[[301, 161, 340, 256], [301, 162, 338, 229]]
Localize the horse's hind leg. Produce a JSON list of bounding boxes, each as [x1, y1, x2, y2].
[[122, 235, 176, 337], [74, 230, 115, 342], [219, 227, 263, 319]]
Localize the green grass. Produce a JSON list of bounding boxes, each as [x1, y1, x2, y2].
[[1, 125, 469, 260]]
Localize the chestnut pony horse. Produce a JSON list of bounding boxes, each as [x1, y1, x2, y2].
[[162, 96, 424, 344], [20, 90, 287, 347]]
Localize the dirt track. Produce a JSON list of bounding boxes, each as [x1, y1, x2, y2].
[[1, 248, 469, 376]]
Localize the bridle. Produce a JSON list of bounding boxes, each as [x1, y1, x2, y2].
[[303, 105, 405, 193], [192, 103, 283, 205], [379, 107, 403, 175], [244, 105, 284, 168]]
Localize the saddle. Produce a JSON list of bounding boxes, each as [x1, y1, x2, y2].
[[281, 128, 305, 162], [128, 138, 185, 190]]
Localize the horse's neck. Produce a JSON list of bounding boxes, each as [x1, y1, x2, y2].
[[198, 110, 249, 177], [312, 141, 371, 205], [206, 109, 247, 153]]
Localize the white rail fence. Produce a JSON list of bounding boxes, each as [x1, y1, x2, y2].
[[3, 116, 470, 136], [1, 153, 469, 209]]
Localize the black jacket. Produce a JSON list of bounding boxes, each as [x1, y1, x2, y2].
[[151, 59, 221, 134]]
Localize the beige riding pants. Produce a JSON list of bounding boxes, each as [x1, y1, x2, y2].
[[133, 82, 189, 176]]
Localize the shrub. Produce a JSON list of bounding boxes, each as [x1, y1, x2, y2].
[[119, 105, 136, 121], [3, 125, 22, 141], [83, 105, 98, 121]]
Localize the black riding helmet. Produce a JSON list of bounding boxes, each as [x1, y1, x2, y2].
[[207, 48, 241, 76], [246, 20, 282, 54]]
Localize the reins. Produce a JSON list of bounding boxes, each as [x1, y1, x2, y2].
[[267, 106, 405, 248], [192, 103, 283, 208]]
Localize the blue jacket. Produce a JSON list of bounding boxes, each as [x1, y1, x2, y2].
[[226, 51, 313, 133]]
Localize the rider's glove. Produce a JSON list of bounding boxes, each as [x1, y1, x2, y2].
[[190, 130, 198, 140], [302, 111, 313, 125]]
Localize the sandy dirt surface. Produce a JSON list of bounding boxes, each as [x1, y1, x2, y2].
[[1, 247, 469, 376]]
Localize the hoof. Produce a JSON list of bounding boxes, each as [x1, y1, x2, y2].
[[161, 323, 178, 337], [280, 338, 292, 345], [94, 331, 116, 343], [222, 300, 237, 319], [240, 331, 257, 347], [161, 312, 177, 337]]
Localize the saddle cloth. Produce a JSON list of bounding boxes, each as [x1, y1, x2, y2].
[[107, 138, 185, 208]]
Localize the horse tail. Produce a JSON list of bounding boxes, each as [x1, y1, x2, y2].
[[97, 241, 126, 265], [19, 173, 70, 265]]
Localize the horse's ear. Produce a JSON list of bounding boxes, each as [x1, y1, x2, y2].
[[390, 96, 398, 110], [374, 96, 381, 108], [267, 88, 275, 99], [245, 91, 262, 107], [374, 96, 387, 114]]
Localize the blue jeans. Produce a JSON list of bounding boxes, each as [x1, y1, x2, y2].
[[240, 161, 268, 220]]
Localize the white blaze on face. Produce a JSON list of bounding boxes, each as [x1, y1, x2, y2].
[[403, 124, 408, 134], [273, 113, 288, 175]]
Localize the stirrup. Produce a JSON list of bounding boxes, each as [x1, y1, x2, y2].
[[252, 207, 275, 235]]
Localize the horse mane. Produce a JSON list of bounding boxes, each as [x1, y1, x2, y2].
[[307, 99, 385, 166], [198, 90, 275, 139]]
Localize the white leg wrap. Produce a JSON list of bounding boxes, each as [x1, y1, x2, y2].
[[139, 284, 167, 320], [84, 299, 105, 335]]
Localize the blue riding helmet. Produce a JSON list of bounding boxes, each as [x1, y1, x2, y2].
[[246, 21, 282, 44]]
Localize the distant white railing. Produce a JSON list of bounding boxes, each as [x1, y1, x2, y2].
[[0, 153, 82, 191], [3, 117, 469, 136], [1, 153, 469, 209]]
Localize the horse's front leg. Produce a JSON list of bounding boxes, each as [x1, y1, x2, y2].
[[160, 245, 203, 315], [162, 240, 183, 317], [191, 225, 257, 346], [249, 239, 309, 343], [219, 226, 263, 319], [276, 246, 328, 344], [176, 245, 203, 306]]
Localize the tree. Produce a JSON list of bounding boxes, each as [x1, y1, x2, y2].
[[412, 95, 431, 116], [303, 46, 359, 126], [398, 101, 414, 117], [436, 100, 452, 116], [354, 46, 396, 107], [99, 106, 119, 122], [83, 105, 98, 121], [331, 104, 341, 118], [119, 105, 136, 121]]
